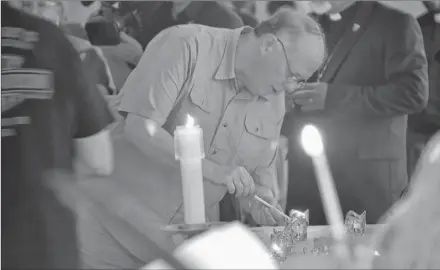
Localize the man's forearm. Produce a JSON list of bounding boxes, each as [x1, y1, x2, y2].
[[124, 114, 229, 184]]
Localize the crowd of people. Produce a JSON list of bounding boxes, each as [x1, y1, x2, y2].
[[1, 1, 439, 269]]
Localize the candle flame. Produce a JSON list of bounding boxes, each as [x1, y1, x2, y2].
[[301, 124, 324, 157], [185, 114, 195, 128]]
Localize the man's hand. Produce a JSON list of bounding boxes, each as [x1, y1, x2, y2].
[[225, 167, 256, 198], [250, 186, 286, 226], [204, 163, 256, 198], [291, 82, 328, 112]]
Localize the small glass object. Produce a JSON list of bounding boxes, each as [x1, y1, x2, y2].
[[269, 228, 295, 262], [286, 209, 309, 241], [344, 210, 366, 236], [313, 236, 333, 255]]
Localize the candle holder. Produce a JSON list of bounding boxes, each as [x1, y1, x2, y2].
[[162, 222, 227, 240], [344, 210, 366, 236], [286, 209, 309, 241], [269, 228, 295, 263]]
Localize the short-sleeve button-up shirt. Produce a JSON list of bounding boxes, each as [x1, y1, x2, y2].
[[119, 24, 285, 196]]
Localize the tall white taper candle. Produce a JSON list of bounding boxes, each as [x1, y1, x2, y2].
[[174, 115, 206, 224], [301, 125, 348, 255]]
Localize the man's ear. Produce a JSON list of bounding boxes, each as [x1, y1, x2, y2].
[[259, 34, 278, 56]]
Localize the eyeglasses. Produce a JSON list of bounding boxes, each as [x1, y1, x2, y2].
[[275, 35, 307, 92]]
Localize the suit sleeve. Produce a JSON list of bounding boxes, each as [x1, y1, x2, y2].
[[325, 14, 429, 118]]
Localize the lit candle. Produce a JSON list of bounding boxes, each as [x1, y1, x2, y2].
[[300, 125, 349, 256], [174, 115, 206, 224]]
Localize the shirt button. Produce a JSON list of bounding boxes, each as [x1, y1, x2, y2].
[[223, 123, 228, 128], [255, 127, 259, 132], [212, 149, 217, 155]]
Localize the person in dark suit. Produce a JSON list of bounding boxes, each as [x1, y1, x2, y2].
[[284, 1, 429, 225], [407, 1, 440, 177]]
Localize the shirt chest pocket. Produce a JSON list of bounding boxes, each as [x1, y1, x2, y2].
[[238, 114, 282, 170], [188, 85, 216, 113]]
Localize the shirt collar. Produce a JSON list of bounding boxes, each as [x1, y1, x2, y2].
[[214, 26, 252, 80]]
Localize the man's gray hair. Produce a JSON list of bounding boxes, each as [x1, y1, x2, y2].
[[254, 7, 325, 47]]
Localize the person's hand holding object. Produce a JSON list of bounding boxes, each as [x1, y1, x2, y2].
[[225, 166, 256, 197], [250, 185, 286, 226], [291, 82, 328, 112]]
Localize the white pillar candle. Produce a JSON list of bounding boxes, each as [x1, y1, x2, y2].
[[300, 125, 346, 242], [174, 115, 206, 224]]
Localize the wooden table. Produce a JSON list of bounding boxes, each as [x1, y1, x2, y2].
[[250, 225, 379, 269]]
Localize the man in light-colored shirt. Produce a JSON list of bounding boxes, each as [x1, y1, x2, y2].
[[78, 8, 326, 268], [119, 7, 325, 223]]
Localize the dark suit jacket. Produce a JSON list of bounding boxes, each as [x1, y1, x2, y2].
[[285, 2, 429, 225], [408, 13, 440, 135]]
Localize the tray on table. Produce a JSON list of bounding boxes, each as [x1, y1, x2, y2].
[[250, 225, 380, 269]]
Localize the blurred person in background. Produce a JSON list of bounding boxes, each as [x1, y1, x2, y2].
[[114, 1, 244, 49], [77, 8, 326, 269], [32, 0, 117, 96], [407, 0, 440, 177], [231, 1, 260, 27], [284, 1, 429, 225], [80, 1, 144, 92], [267, 1, 297, 15], [1, 1, 114, 268]]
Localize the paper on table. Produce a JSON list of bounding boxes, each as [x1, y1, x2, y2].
[[142, 222, 278, 270]]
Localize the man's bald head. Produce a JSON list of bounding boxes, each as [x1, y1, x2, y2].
[[254, 8, 326, 62], [236, 8, 327, 97], [254, 8, 326, 77], [254, 7, 324, 42]]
